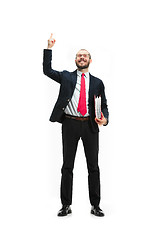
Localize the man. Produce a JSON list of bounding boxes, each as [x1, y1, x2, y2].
[[43, 34, 109, 217]]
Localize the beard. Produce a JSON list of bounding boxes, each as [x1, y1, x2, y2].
[[76, 59, 90, 69]]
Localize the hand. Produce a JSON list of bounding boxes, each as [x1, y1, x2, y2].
[[95, 112, 107, 126], [47, 33, 56, 49]]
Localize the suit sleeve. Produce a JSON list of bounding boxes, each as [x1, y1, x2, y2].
[[43, 49, 62, 84], [100, 81, 109, 125]]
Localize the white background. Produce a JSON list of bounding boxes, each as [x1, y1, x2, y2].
[[0, 0, 160, 239]]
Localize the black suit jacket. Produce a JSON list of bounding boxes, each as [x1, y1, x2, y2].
[[43, 49, 109, 133]]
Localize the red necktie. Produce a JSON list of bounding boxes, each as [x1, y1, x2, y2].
[[77, 73, 87, 116]]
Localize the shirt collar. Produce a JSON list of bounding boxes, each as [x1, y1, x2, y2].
[[77, 70, 89, 78]]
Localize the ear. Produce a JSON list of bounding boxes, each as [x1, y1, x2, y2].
[[90, 59, 92, 64]]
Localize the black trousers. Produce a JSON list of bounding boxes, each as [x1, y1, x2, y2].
[[60, 117, 100, 207]]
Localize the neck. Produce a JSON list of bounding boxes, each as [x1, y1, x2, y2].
[[77, 68, 89, 73]]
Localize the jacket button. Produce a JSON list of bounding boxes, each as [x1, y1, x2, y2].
[[62, 108, 65, 111], [67, 99, 70, 102]]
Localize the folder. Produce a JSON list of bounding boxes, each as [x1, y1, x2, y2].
[[94, 95, 102, 119]]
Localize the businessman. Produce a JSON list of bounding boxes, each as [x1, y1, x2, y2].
[[43, 34, 109, 217]]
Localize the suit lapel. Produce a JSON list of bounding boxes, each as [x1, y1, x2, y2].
[[71, 70, 77, 92], [89, 73, 95, 102]]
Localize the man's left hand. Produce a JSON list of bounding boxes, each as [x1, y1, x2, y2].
[[95, 112, 107, 126]]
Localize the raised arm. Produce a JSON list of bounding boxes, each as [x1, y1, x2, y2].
[[43, 34, 62, 84]]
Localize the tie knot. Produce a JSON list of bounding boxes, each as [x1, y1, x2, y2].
[[82, 73, 85, 77]]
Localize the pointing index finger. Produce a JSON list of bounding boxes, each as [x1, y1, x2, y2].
[[50, 33, 53, 39]]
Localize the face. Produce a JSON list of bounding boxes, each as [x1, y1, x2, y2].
[[75, 50, 92, 70]]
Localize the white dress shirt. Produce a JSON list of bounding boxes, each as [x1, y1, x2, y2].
[[64, 70, 90, 117]]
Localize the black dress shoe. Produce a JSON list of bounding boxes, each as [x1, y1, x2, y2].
[[91, 206, 105, 217], [57, 205, 72, 217]]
